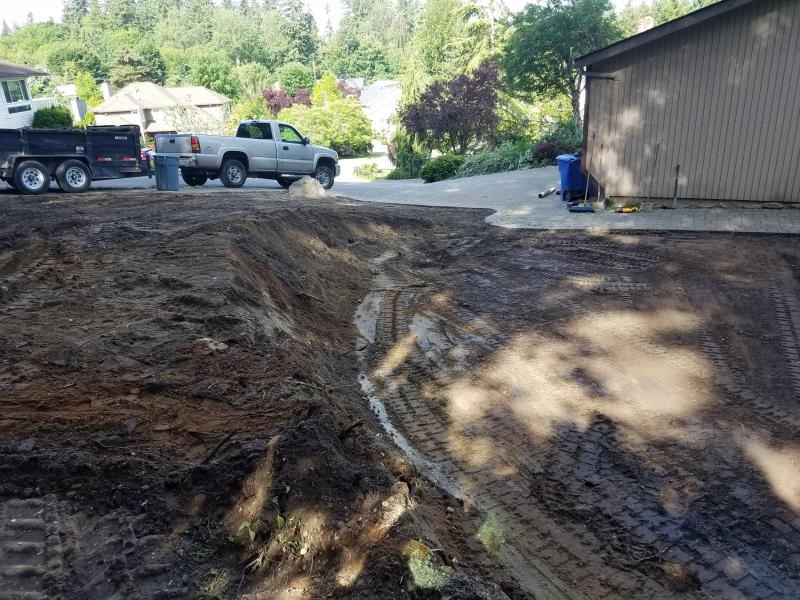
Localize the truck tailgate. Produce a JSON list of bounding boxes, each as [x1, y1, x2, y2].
[[155, 134, 193, 155]]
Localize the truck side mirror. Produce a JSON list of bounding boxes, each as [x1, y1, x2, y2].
[[302, 137, 309, 145]]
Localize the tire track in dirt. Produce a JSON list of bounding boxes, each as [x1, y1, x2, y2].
[[356, 270, 665, 598], [0, 498, 64, 600]]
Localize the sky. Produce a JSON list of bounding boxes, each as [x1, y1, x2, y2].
[[2, 0, 644, 31]]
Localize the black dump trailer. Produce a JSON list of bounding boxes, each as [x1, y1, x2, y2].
[[0, 125, 150, 195]]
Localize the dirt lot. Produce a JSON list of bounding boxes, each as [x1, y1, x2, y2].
[[0, 189, 799, 600]]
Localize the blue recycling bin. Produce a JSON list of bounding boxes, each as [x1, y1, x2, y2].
[[154, 155, 180, 191], [556, 153, 588, 201]]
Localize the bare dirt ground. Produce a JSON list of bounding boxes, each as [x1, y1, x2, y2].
[[0, 189, 799, 600]]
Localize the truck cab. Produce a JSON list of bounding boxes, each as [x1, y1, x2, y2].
[[155, 120, 340, 190]]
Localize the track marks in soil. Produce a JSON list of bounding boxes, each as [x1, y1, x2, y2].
[[357, 237, 800, 600]]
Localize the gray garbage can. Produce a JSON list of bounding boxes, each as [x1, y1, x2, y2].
[[154, 155, 180, 191]]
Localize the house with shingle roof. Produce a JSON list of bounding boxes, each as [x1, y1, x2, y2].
[[93, 82, 231, 134]]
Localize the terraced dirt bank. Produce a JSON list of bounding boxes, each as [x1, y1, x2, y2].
[[0, 189, 799, 599]]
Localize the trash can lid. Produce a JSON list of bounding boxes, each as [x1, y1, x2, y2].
[[556, 154, 580, 163]]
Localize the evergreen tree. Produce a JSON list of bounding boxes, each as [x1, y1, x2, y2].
[[1, 20, 10, 37], [63, 0, 89, 27]]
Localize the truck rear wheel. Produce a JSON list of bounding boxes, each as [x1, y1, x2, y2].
[[181, 170, 208, 187], [13, 160, 50, 195], [55, 160, 92, 193], [220, 159, 247, 188]]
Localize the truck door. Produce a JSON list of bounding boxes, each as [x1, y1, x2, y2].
[[236, 123, 277, 173], [277, 123, 314, 174]]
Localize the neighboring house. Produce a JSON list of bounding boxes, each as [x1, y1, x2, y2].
[[0, 60, 56, 129], [93, 82, 231, 135], [577, 0, 799, 205], [359, 80, 401, 135]]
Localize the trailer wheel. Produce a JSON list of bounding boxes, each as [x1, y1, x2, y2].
[[220, 159, 247, 188], [55, 160, 92, 193], [181, 170, 208, 187], [13, 160, 50, 195]]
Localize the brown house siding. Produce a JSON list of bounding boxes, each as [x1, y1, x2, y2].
[[582, 0, 800, 203]]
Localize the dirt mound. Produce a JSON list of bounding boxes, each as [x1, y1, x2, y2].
[[0, 191, 497, 599]]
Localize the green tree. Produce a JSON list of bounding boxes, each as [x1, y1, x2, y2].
[[62, 0, 89, 27], [75, 71, 104, 106], [187, 52, 241, 98], [235, 62, 273, 99], [501, 0, 621, 122], [310, 73, 342, 106], [278, 98, 373, 156], [45, 42, 104, 79], [280, 0, 319, 64], [1, 21, 10, 37], [110, 43, 166, 87], [618, 0, 719, 36], [323, 32, 397, 81], [277, 62, 314, 95]]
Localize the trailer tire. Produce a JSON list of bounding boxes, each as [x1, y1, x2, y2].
[[220, 158, 247, 188], [13, 160, 50, 195], [55, 160, 92, 193], [181, 170, 208, 187]]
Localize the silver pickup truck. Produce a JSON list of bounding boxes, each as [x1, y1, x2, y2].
[[154, 120, 340, 189]]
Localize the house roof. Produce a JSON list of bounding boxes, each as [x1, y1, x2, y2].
[[576, 0, 759, 68], [93, 82, 230, 114], [0, 60, 47, 78], [360, 80, 401, 107]]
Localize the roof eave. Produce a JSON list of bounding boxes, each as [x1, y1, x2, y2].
[[576, 0, 758, 68]]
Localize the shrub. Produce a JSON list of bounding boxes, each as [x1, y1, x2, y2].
[[385, 168, 411, 180], [389, 127, 428, 178], [419, 154, 465, 183], [353, 162, 384, 179], [457, 142, 531, 178], [278, 98, 372, 157], [541, 118, 583, 155], [32, 106, 74, 129]]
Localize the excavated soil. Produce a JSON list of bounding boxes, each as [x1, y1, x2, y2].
[[0, 188, 799, 600]]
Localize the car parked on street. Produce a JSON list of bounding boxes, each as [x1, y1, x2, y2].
[[154, 120, 340, 190]]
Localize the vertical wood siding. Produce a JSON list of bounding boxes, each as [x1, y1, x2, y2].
[[583, 0, 799, 202]]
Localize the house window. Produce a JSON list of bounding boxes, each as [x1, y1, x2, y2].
[[2, 80, 32, 115], [2, 80, 30, 104]]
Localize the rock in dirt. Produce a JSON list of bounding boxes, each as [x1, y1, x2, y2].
[[197, 337, 228, 352], [442, 573, 512, 600], [288, 176, 327, 199]]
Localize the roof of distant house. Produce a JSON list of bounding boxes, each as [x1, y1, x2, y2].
[[360, 80, 401, 107], [0, 60, 48, 78], [94, 82, 230, 114]]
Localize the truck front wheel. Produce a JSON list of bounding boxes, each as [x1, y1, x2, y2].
[[55, 160, 92, 193], [220, 159, 247, 188], [313, 165, 334, 190], [181, 170, 208, 187], [13, 160, 51, 195]]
